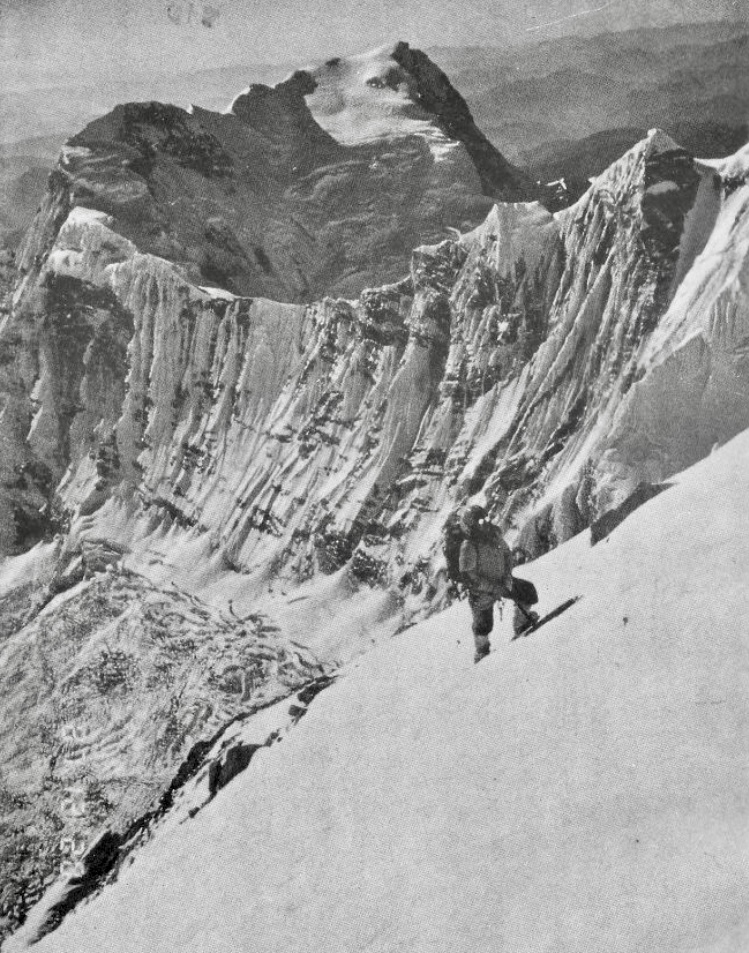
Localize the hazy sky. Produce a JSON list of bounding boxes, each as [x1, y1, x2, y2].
[[1, 0, 744, 87]]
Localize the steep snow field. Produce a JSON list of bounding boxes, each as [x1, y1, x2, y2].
[[23, 428, 749, 952]]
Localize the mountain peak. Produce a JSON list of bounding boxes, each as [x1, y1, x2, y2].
[[20, 41, 540, 311], [301, 42, 533, 200], [576, 129, 700, 249], [644, 127, 682, 157]]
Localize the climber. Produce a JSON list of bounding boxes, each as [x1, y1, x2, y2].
[[457, 504, 539, 662]]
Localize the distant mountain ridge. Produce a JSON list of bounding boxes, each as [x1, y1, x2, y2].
[[1, 23, 746, 248], [433, 24, 749, 197]]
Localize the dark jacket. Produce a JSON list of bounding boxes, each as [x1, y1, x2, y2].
[[458, 524, 513, 598]]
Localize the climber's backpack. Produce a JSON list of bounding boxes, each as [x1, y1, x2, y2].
[[442, 510, 540, 605], [441, 510, 500, 586], [441, 510, 468, 585]]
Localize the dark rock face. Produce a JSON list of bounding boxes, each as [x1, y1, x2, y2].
[[390, 42, 533, 201], [230, 71, 337, 176], [31, 832, 123, 943], [640, 145, 702, 260], [208, 743, 263, 796]]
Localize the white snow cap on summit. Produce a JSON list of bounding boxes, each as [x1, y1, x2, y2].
[[644, 127, 681, 155], [305, 43, 452, 150], [222, 43, 458, 154]]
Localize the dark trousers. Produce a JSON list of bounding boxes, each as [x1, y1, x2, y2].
[[468, 591, 495, 653], [469, 590, 535, 648], [469, 597, 494, 636]]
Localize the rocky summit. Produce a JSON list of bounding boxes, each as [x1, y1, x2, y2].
[[0, 39, 748, 947]]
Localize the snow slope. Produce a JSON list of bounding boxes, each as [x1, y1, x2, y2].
[[26, 427, 749, 953]]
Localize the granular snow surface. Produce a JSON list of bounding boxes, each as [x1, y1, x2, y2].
[[25, 431, 749, 953]]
